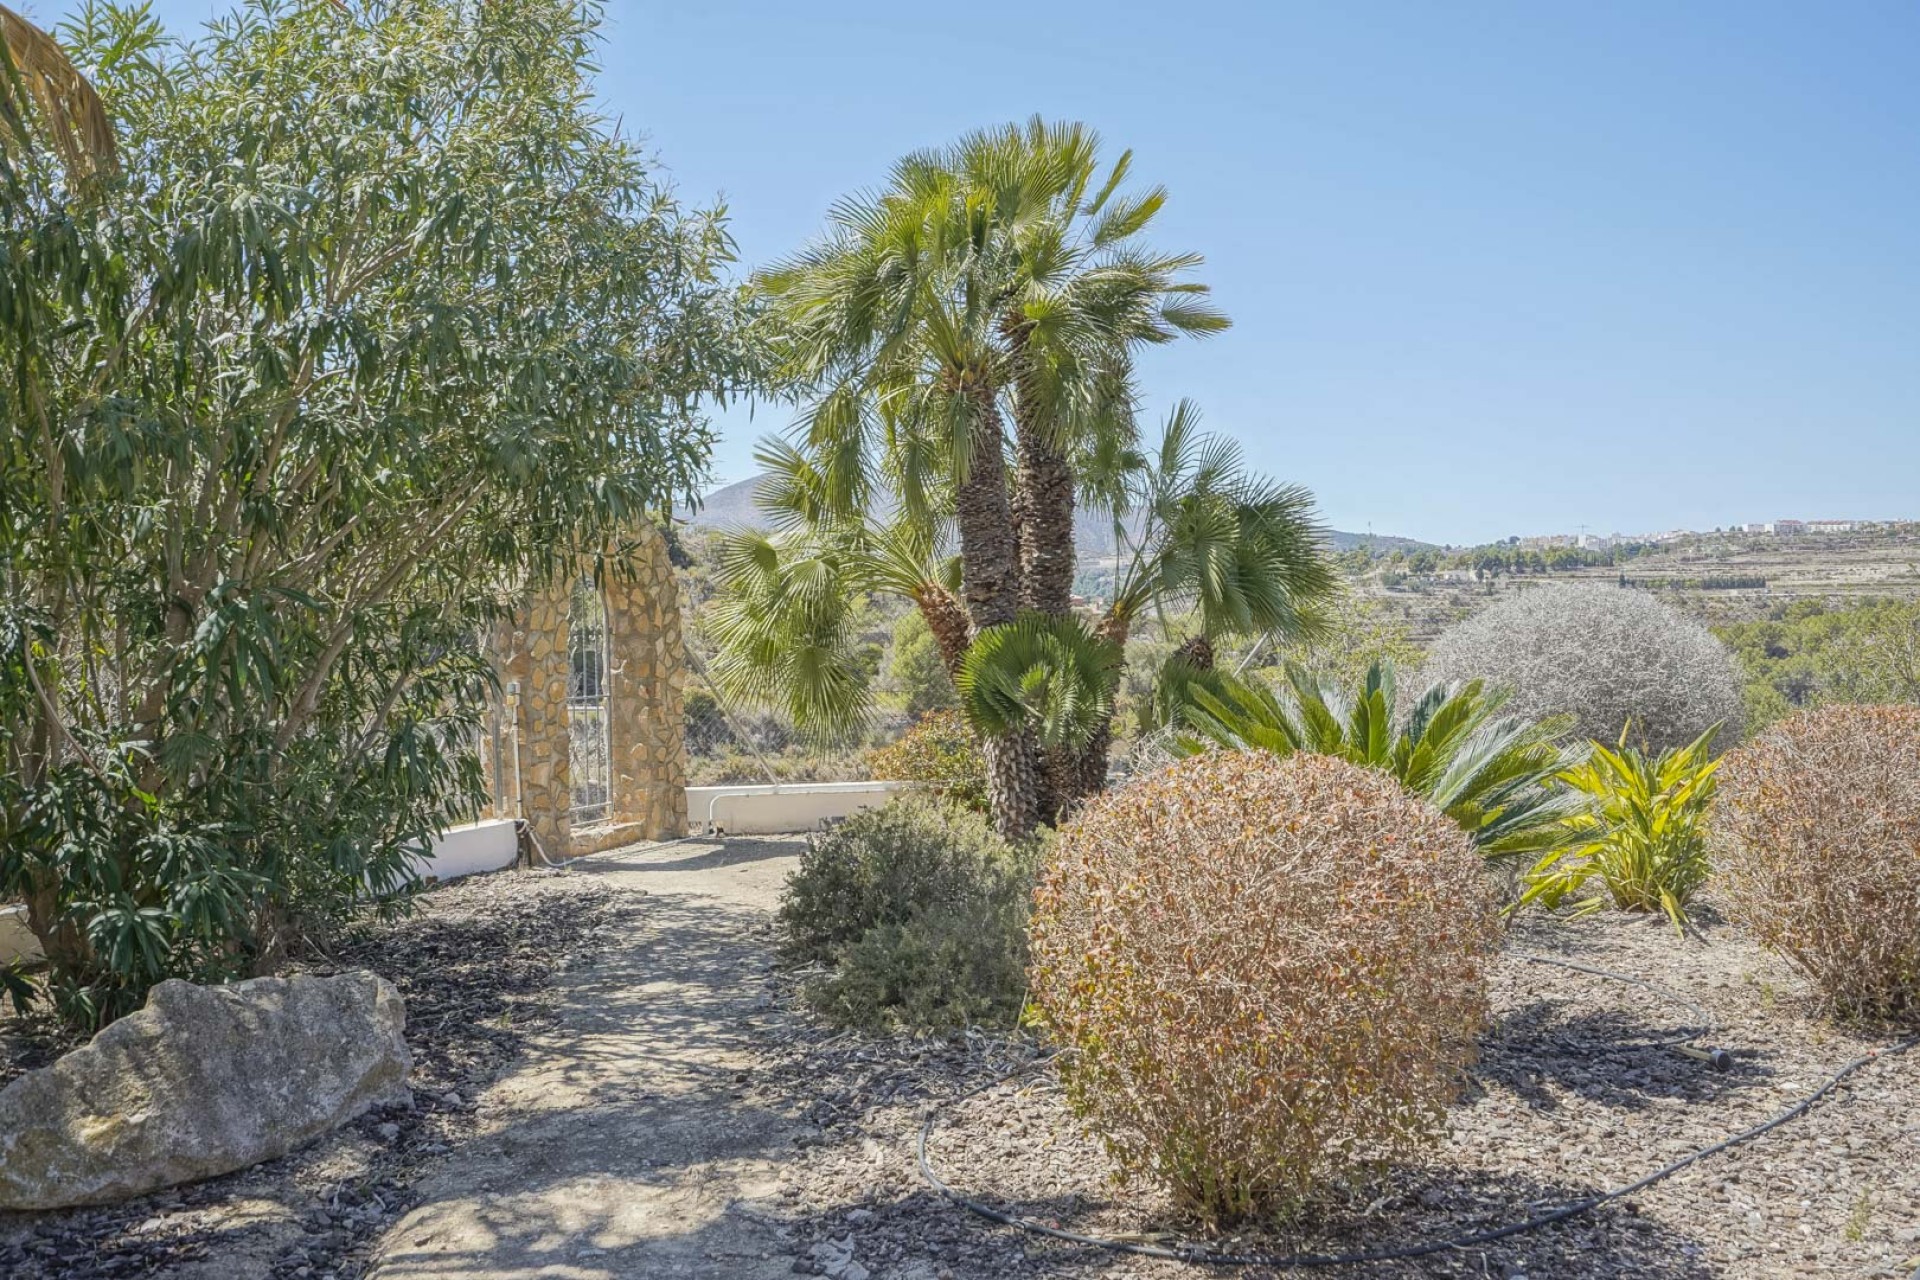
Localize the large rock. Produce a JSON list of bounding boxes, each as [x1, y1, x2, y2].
[[0, 971, 410, 1209]]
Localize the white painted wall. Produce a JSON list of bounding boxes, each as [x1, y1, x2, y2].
[[413, 818, 520, 881], [687, 781, 915, 836]]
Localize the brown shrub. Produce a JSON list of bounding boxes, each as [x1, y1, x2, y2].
[[864, 709, 987, 813], [1027, 751, 1500, 1223], [1713, 705, 1920, 1022]]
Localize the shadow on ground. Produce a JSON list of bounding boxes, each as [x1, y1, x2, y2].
[[1480, 1002, 1773, 1112]]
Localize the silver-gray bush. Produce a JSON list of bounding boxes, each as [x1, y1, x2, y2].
[[1420, 584, 1745, 752]]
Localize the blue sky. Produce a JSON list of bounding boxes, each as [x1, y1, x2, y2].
[[48, 1, 1920, 545]]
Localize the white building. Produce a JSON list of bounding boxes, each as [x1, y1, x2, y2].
[[1771, 519, 1806, 535], [1806, 519, 1855, 534]]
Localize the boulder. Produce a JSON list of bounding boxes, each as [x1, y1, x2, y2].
[[0, 971, 410, 1209]]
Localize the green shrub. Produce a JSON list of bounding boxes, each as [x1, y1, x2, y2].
[[779, 798, 1032, 1029], [1519, 728, 1720, 931], [0, 1, 744, 1027], [1714, 706, 1920, 1021], [1029, 752, 1499, 1223], [863, 710, 988, 812]]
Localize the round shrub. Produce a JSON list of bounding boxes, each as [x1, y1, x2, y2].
[[1028, 752, 1500, 1222], [1713, 705, 1920, 1021], [864, 709, 988, 813], [1420, 583, 1744, 753]]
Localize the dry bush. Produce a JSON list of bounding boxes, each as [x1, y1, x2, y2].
[[1713, 705, 1920, 1022], [1421, 583, 1745, 753], [1028, 752, 1500, 1223]]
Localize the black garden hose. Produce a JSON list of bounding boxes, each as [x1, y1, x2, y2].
[[915, 956, 1917, 1269]]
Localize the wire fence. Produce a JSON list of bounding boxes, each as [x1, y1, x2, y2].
[[679, 583, 913, 787]]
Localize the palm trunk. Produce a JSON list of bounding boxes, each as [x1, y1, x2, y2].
[[983, 732, 1038, 839], [1070, 611, 1132, 802], [912, 584, 973, 674], [1003, 315, 1077, 617], [1002, 318, 1077, 825], [951, 384, 1040, 838], [953, 389, 1021, 631]]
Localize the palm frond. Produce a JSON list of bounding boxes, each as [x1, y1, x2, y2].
[[1172, 660, 1588, 860], [0, 6, 117, 179], [957, 613, 1121, 749]]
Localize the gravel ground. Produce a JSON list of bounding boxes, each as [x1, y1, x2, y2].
[[0, 869, 637, 1280], [7, 869, 1918, 1279], [763, 906, 1920, 1280]]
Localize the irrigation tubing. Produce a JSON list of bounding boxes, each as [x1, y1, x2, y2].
[[915, 954, 1919, 1270]]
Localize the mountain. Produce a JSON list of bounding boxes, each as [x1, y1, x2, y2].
[[677, 474, 1439, 558]]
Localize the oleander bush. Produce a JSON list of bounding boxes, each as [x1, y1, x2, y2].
[[1713, 706, 1920, 1021], [1028, 752, 1500, 1222], [1421, 584, 1745, 754], [779, 797, 1031, 1028]]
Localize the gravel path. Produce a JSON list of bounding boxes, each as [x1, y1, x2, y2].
[[364, 836, 811, 1280]]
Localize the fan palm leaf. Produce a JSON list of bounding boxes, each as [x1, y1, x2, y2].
[[957, 613, 1121, 751]]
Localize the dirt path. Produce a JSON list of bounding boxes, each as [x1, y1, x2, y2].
[[367, 836, 809, 1280]]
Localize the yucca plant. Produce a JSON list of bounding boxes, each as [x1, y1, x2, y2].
[[1174, 661, 1589, 861], [1518, 726, 1721, 932]]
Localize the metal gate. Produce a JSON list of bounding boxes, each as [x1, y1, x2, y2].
[[567, 576, 612, 825]]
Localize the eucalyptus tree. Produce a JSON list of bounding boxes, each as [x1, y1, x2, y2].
[[0, 0, 747, 1024], [752, 119, 1224, 833]]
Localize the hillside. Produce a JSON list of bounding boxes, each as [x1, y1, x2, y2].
[[678, 474, 1437, 558]]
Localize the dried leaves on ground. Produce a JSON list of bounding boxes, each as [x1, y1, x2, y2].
[[760, 909, 1920, 1279], [0, 871, 635, 1280]]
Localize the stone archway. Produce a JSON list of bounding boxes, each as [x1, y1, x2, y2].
[[483, 524, 689, 858]]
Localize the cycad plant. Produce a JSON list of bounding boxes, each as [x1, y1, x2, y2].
[[1517, 727, 1721, 932], [1174, 661, 1589, 861]]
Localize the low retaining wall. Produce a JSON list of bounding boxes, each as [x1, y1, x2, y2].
[[1, 788, 913, 970], [686, 781, 915, 836], [413, 818, 521, 881]]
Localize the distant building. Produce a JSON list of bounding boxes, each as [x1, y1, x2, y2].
[[1578, 533, 1614, 551], [1806, 519, 1856, 534], [1744, 522, 1768, 534], [1771, 519, 1806, 535]]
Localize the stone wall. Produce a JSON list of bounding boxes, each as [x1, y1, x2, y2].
[[484, 523, 688, 858]]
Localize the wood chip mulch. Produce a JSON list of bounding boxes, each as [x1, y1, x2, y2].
[[759, 907, 1920, 1280]]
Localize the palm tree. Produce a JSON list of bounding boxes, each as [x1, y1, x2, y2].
[[941, 119, 1229, 616], [1071, 402, 1336, 797], [1173, 661, 1591, 862], [706, 442, 971, 742], [753, 120, 1226, 834]]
